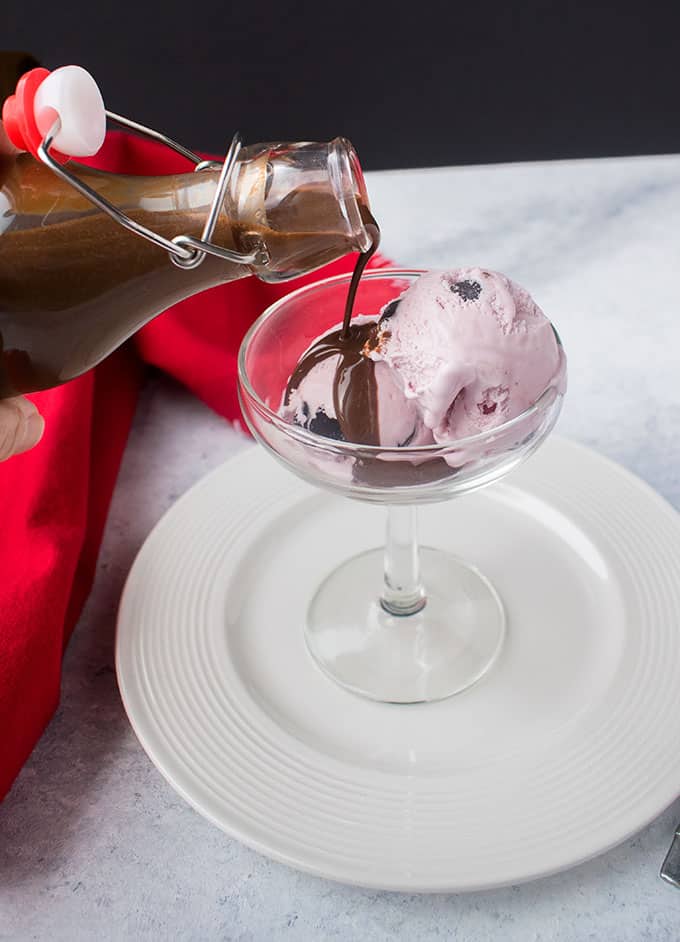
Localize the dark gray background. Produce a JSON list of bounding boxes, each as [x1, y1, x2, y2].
[[4, 0, 680, 170]]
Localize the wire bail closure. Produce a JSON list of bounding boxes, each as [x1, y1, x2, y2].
[[36, 111, 270, 270]]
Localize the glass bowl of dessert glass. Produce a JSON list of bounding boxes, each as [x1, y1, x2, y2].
[[238, 269, 566, 703]]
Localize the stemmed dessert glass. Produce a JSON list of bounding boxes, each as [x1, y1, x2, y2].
[[238, 270, 565, 703]]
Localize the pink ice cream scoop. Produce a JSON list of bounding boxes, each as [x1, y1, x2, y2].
[[281, 268, 565, 453], [283, 316, 432, 447], [370, 268, 566, 443]]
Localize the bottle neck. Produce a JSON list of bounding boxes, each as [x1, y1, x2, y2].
[[227, 139, 373, 281]]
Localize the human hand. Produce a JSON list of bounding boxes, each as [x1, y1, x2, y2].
[[0, 120, 44, 461], [0, 396, 45, 461]]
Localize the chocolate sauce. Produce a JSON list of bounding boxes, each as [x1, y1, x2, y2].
[[285, 320, 380, 444], [285, 211, 382, 444], [353, 455, 456, 487], [340, 210, 380, 339]]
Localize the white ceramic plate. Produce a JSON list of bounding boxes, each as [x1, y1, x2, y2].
[[116, 437, 680, 892]]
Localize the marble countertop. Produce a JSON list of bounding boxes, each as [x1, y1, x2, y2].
[[3, 155, 680, 941]]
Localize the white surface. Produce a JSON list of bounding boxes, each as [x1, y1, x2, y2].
[[117, 439, 680, 892], [3, 155, 680, 937], [34, 66, 106, 156]]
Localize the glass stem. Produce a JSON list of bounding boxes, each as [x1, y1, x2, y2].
[[381, 505, 426, 617]]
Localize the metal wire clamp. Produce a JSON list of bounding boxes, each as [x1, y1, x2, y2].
[[36, 112, 269, 270]]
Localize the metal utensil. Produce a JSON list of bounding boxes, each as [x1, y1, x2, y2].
[[660, 824, 680, 887]]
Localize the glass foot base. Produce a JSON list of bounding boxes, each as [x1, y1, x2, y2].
[[305, 548, 506, 703]]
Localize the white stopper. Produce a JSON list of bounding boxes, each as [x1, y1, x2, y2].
[[34, 65, 106, 156]]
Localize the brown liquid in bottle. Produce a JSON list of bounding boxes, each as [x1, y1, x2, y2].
[[0, 148, 371, 398]]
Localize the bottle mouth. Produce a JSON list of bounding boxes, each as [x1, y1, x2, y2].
[[328, 137, 373, 254]]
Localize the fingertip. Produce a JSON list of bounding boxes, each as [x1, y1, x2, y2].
[[14, 412, 45, 455], [14, 395, 39, 419]]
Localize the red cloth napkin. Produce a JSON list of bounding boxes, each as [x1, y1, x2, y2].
[[0, 131, 390, 799]]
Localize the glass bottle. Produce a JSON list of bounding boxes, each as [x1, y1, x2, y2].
[[0, 138, 373, 397]]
